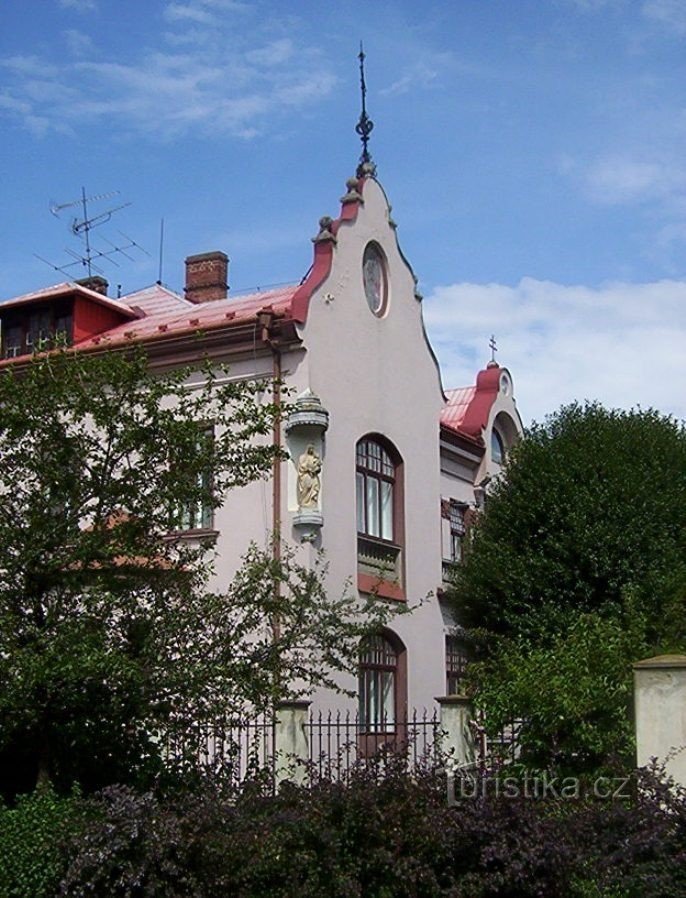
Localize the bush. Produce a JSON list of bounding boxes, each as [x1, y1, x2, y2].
[[58, 762, 686, 897], [0, 785, 82, 898]]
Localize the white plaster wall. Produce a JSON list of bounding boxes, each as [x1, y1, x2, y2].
[[481, 370, 523, 481], [182, 352, 290, 590], [292, 178, 446, 714], [634, 659, 686, 786]]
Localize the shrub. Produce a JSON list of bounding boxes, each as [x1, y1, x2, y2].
[[59, 763, 686, 897], [0, 785, 82, 898]]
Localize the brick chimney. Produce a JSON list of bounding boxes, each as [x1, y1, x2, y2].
[[184, 251, 229, 303], [75, 275, 109, 296]]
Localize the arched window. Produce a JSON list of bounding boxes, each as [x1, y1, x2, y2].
[[491, 428, 505, 465], [356, 438, 396, 542], [358, 630, 407, 733]]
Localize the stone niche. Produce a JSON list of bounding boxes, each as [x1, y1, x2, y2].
[[285, 389, 329, 542]]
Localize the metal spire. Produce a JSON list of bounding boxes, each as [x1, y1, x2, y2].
[[356, 43, 376, 177]]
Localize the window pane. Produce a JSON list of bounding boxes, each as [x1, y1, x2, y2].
[[446, 635, 467, 694], [360, 635, 398, 732], [4, 326, 22, 358], [367, 477, 379, 537], [356, 472, 365, 533], [491, 430, 504, 464], [381, 671, 394, 726], [380, 480, 393, 541]]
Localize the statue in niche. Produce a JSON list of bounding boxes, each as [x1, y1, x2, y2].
[[297, 444, 322, 509]]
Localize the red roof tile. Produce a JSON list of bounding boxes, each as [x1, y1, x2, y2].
[[76, 285, 299, 351], [441, 386, 477, 431], [0, 282, 139, 319], [123, 284, 191, 317], [441, 364, 502, 440]]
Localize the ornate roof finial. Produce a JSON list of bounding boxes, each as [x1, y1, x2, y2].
[[487, 334, 499, 367], [355, 42, 376, 178]]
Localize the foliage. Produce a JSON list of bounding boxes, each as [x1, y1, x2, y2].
[[472, 608, 647, 774], [0, 349, 393, 797], [449, 402, 686, 773], [452, 402, 686, 644], [57, 763, 686, 897], [0, 785, 83, 898]]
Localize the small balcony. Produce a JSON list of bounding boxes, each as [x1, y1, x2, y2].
[[357, 534, 404, 601]]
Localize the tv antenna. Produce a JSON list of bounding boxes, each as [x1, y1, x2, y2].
[[36, 187, 148, 279]]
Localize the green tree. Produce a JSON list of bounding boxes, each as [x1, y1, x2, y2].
[[0, 349, 389, 796], [450, 402, 686, 773]]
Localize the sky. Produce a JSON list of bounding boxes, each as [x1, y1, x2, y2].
[[1, 0, 685, 425]]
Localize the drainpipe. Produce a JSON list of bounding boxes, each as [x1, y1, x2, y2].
[[258, 312, 282, 640]]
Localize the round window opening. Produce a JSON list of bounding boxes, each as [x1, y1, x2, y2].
[[362, 242, 388, 316]]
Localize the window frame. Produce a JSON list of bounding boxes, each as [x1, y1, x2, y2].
[[449, 501, 467, 563], [356, 437, 397, 544], [1, 301, 74, 359], [355, 435, 405, 601], [173, 425, 215, 534], [491, 428, 505, 465], [445, 633, 468, 696], [358, 629, 407, 752]]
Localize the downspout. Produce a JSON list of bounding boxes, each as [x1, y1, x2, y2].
[[258, 312, 282, 640]]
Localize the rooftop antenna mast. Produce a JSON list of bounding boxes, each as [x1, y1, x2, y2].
[[37, 187, 148, 280], [356, 42, 376, 177]]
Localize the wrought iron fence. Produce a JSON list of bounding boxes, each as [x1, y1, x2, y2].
[[163, 714, 276, 784], [162, 705, 520, 785], [163, 707, 444, 784], [470, 708, 523, 772], [306, 708, 443, 781]]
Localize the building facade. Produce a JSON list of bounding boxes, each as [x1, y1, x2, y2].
[[0, 169, 522, 724]]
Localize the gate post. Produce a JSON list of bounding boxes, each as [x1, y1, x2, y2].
[[633, 655, 686, 786], [274, 700, 311, 785]]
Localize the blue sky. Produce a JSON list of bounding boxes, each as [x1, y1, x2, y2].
[[1, 0, 685, 422]]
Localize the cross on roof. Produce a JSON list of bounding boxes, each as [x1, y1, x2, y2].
[[489, 334, 498, 363]]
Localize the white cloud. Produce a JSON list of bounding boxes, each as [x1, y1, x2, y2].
[[245, 39, 294, 67], [63, 28, 94, 56], [642, 0, 686, 34], [560, 152, 686, 264], [1, 56, 59, 78], [0, 18, 335, 140], [423, 278, 686, 425], [58, 0, 97, 11], [381, 63, 438, 97], [569, 0, 624, 9], [163, 0, 248, 25], [164, 3, 216, 25], [583, 156, 686, 205]]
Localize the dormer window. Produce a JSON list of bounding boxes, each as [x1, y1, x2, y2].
[[1, 301, 73, 359], [3, 325, 22, 359]]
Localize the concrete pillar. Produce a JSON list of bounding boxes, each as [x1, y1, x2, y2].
[[633, 655, 686, 786], [437, 695, 475, 770], [274, 700, 310, 785]]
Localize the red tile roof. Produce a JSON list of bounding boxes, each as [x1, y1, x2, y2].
[[0, 174, 373, 360], [124, 284, 191, 317], [77, 284, 299, 351], [0, 282, 139, 319], [441, 364, 502, 441], [441, 386, 477, 432]]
